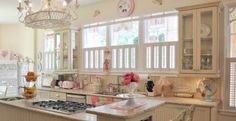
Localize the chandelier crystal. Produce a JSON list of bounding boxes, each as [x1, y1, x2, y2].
[[17, 0, 79, 29]]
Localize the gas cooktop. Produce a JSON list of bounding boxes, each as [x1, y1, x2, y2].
[[32, 100, 95, 115]]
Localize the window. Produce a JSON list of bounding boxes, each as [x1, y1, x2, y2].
[[44, 33, 55, 71], [83, 26, 107, 48], [110, 21, 139, 70], [225, 4, 236, 111], [144, 14, 178, 72], [83, 26, 107, 70], [81, 12, 178, 73], [145, 15, 178, 43], [111, 21, 139, 46]]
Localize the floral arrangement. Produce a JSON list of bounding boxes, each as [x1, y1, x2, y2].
[[122, 72, 140, 86]]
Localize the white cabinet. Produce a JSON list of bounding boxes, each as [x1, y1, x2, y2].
[[49, 91, 67, 101], [37, 90, 50, 99], [37, 90, 66, 101], [155, 104, 210, 121], [43, 29, 79, 73], [178, 2, 221, 74]]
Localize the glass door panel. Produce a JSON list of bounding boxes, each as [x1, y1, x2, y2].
[[62, 32, 69, 69], [182, 13, 194, 70], [199, 10, 213, 70], [71, 31, 78, 70], [55, 33, 61, 70]]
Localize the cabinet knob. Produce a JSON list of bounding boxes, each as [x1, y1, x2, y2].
[[56, 94, 59, 97]]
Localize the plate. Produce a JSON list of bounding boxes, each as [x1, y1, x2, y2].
[[201, 24, 211, 37]]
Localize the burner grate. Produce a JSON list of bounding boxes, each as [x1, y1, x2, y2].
[[32, 100, 95, 115]]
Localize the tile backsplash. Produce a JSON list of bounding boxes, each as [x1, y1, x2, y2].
[[79, 74, 221, 100]]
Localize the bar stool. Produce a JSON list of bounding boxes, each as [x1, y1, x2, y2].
[[170, 105, 196, 121]]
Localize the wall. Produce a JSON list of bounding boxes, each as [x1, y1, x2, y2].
[[0, 24, 35, 59], [74, 0, 219, 26], [72, 0, 236, 121]]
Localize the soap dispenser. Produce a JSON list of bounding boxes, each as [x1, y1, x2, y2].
[[146, 76, 155, 96]]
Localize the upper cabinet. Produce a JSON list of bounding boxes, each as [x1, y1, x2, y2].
[[177, 2, 221, 74], [43, 29, 79, 73]]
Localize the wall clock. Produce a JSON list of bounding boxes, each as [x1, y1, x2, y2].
[[117, 0, 135, 17]]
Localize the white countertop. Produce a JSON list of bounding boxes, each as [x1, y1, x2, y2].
[[86, 98, 165, 119], [39, 87, 221, 107], [147, 96, 220, 107], [38, 87, 126, 99]]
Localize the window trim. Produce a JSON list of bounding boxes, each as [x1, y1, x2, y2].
[[223, 1, 236, 112]]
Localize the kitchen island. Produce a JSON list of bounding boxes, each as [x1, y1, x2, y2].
[[0, 98, 97, 121], [0, 97, 164, 121], [86, 99, 165, 121]]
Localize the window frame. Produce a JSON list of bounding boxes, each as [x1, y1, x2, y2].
[[223, 1, 236, 112], [80, 12, 179, 74]]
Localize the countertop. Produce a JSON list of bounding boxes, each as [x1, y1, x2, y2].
[[147, 97, 220, 107], [38, 87, 126, 99], [0, 99, 97, 121], [39, 87, 220, 107], [86, 98, 165, 119]]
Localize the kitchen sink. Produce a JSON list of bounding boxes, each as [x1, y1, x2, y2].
[[0, 97, 24, 101], [95, 92, 121, 96], [116, 93, 146, 98]]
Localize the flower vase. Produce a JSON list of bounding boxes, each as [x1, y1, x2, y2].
[[126, 82, 138, 106]]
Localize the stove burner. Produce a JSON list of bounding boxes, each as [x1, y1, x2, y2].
[[32, 100, 95, 114]]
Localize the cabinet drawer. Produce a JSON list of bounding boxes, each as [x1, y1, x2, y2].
[[37, 90, 50, 99], [86, 96, 118, 106], [50, 92, 66, 101]]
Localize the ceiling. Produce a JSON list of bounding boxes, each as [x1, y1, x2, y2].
[[0, 0, 104, 24]]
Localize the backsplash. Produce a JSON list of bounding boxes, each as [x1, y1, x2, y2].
[[79, 74, 221, 100]]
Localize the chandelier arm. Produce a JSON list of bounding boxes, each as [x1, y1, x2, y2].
[[18, 13, 25, 23]]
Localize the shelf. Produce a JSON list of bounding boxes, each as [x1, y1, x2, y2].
[[184, 38, 193, 41], [201, 36, 212, 40], [201, 54, 212, 56], [183, 54, 193, 56]]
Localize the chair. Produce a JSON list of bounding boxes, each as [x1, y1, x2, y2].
[[170, 105, 196, 121]]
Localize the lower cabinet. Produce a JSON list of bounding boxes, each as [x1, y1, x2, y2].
[[37, 90, 66, 101], [49, 92, 67, 101], [86, 95, 123, 106], [0, 103, 29, 121], [155, 104, 210, 121], [37, 90, 50, 99]]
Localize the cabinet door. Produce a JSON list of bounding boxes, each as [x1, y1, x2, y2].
[[37, 90, 50, 99], [71, 30, 79, 70], [55, 33, 61, 70], [62, 31, 69, 70], [197, 7, 218, 73], [179, 10, 197, 73], [50, 92, 66, 101], [155, 104, 210, 121]]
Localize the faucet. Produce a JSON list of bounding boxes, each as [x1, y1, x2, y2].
[[116, 75, 125, 93]]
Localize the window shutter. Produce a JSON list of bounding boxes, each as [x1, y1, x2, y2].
[[229, 59, 236, 108]]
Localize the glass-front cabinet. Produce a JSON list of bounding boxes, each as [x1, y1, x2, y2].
[[180, 10, 196, 71], [44, 29, 78, 72], [178, 2, 220, 74]]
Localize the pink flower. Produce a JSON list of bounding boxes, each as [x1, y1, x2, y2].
[[122, 72, 140, 86]]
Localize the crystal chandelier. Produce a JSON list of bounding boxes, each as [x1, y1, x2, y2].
[[17, 0, 79, 29]]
